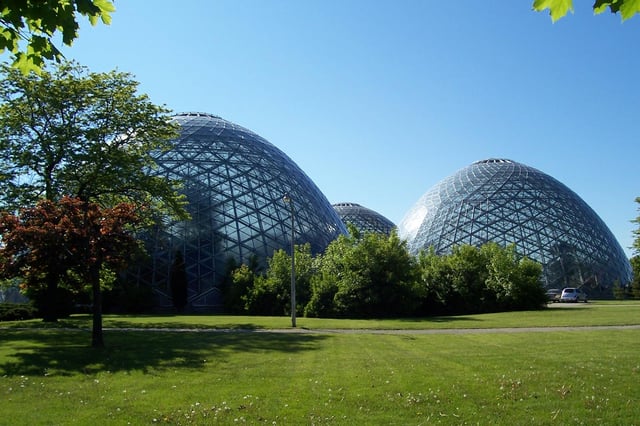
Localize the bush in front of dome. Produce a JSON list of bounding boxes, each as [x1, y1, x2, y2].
[[225, 230, 547, 318], [305, 230, 421, 318], [416, 243, 546, 315]]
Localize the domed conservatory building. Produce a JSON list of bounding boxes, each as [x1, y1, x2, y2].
[[398, 159, 632, 298], [133, 113, 346, 310], [333, 202, 396, 236]]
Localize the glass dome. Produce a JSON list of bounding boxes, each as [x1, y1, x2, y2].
[[398, 158, 632, 297], [333, 202, 396, 235], [134, 113, 347, 310]]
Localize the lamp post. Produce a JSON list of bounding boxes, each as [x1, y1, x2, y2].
[[283, 194, 296, 327]]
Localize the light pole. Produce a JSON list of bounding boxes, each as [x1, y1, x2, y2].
[[283, 194, 296, 327]]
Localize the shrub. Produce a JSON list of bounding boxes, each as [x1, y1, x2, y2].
[[0, 303, 38, 321]]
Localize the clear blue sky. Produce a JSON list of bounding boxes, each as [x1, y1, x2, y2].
[[61, 1, 639, 256]]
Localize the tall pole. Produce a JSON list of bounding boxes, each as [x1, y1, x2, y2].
[[283, 194, 296, 327]]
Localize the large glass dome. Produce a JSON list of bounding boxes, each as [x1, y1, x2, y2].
[[333, 202, 396, 235], [135, 113, 346, 310], [398, 158, 632, 297]]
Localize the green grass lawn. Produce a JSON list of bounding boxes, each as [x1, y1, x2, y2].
[[1, 302, 639, 425]]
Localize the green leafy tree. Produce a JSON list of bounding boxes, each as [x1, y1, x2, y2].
[[445, 245, 494, 314], [224, 263, 256, 314], [415, 247, 455, 315], [0, 0, 115, 74], [483, 243, 545, 310], [0, 61, 186, 214], [632, 197, 640, 255], [533, 0, 640, 22], [416, 243, 545, 315], [0, 61, 187, 346], [306, 230, 421, 318], [631, 198, 640, 299], [245, 244, 315, 316]]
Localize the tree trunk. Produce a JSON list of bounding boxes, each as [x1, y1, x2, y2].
[[42, 274, 59, 322], [90, 264, 104, 348]]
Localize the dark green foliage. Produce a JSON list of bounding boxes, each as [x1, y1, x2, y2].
[[416, 243, 546, 315], [244, 244, 314, 316], [633, 198, 640, 256], [415, 248, 453, 315], [0, 303, 37, 321], [169, 251, 188, 312], [29, 286, 75, 321], [483, 243, 546, 311], [226, 236, 545, 318], [630, 256, 640, 300], [447, 245, 494, 314], [225, 264, 256, 314], [305, 231, 422, 318], [612, 280, 629, 300]]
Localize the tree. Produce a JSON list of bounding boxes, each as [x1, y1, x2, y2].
[[416, 243, 545, 315], [0, 197, 143, 346], [632, 197, 640, 256], [0, 61, 187, 346], [415, 247, 457, 315], [306, 230, 422, 318], [482, 243, 545, 311], [0, 0, 115, 74], [445, 245, 494, 314], [169, 250, 188, 313], [533, 0, 640, 22], [244, 244, 315, 316], [0, 61, 186, 214], [630, 256, 640, 299], [630, 198, 640, 299]]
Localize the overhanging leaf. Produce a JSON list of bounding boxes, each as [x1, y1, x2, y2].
[[594, 0, 623, 14], [620, 0, 640, 19], [533, 0, 574, 22]]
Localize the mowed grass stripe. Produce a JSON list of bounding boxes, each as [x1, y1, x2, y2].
[[1, 303, 640, 424], [4, 329, 638, 424]]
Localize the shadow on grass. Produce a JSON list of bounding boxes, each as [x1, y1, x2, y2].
[[395, 315, 482, 324], [102, 319, 266, 330], [0, 315, 272, 331], [0, 328, 327, 377]]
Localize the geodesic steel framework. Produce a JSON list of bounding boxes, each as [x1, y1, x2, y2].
[[333, 202, 396, 235], [398, 159, 631, 297], [134, 113, 346, 310]]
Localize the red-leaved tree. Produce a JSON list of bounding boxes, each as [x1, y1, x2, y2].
[[0, 196, 143, 347]]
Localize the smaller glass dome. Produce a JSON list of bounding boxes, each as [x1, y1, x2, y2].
[[333, 202, 396, 235]]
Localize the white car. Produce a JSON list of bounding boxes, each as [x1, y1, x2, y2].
[[560, 287, 588, 303]]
